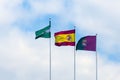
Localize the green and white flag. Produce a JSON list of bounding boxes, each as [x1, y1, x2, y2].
[[35, 25, 51, 39]]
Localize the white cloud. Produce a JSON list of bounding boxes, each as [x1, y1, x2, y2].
[[0, 27, 50, 80], [0, 0, 24, 26], [0, 0, 120, 80], [99, 56, 120, 80], [90, 0, 120, 17], [29, 0, 64, 15]]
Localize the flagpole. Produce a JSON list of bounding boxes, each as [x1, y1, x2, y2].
[[74, 26, 76, 80], [96, 34, 98, 80], [49, 18, 51, 80]]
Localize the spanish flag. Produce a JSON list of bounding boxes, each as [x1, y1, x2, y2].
[[54, 29, 75, 46]]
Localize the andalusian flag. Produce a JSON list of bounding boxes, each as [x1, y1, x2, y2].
[[35, 25, 51, 39], [54, 29, 75, 46], [76, 36, 96, 51]]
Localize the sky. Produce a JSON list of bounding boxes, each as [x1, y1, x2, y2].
[[0, 0, 120, 80]]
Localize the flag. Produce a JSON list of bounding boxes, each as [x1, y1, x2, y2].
[[76, 36, 96, 51], [35, 25, 51, 39], [54, 29, 75, 46]]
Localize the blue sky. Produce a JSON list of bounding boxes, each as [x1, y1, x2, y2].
[[0, 0, 120, 80]]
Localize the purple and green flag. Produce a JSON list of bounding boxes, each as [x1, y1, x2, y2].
[[76, 36, 96, 51]]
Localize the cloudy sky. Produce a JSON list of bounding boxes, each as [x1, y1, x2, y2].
[[0, 0, 120, 80]]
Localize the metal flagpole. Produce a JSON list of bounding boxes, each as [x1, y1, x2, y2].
[[74, 26, 76, 80], [96, 34, 98, 80], [49, 18, 51, 80]]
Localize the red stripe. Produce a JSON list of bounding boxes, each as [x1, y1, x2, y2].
[[55, 42, 75, 46], [55, 29, 75, 36]]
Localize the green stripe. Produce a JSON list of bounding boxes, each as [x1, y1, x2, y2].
[[76, 37, 85, 50]]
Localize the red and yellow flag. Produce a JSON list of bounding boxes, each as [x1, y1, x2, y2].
[[54, 29, 75, 46]]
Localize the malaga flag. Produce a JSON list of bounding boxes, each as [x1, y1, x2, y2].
[[76, 36, 96, 51]]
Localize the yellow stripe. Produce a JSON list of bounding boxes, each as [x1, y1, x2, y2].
[[55, 33, 75, 43]]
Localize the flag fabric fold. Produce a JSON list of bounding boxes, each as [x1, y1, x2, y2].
[[35, 25, 51, 39], [76, 36, 96, 51], [54, 29, 75, 46]]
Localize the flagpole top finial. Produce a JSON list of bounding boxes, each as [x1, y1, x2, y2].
[[73, 26, 76, 30], [49, 18, 51, 21]]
